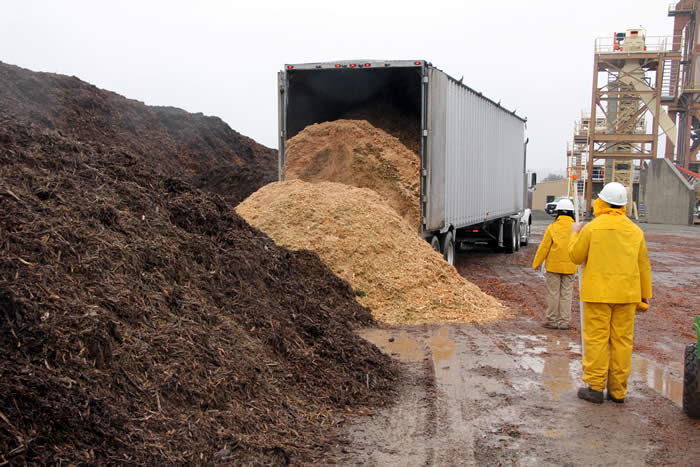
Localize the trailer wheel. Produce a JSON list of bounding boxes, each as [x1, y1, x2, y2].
[[504, 220, 516, 254], [441, 231, 455, 266], [683, 343, 700, 418], [430, 235, 441, 253], [521, 221, 530, 246]]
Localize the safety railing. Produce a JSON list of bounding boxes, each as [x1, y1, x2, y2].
[[594, 35, 681, 54], [675, 164, 700, 186], [661, 57, 682, 100], [575, 112, 608, 136]]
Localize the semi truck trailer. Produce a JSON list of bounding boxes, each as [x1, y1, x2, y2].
[[277, 59, 534, 265]]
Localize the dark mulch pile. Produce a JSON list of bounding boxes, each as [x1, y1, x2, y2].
[[0, 66, 398, 464], [0, 61, 277, 203]]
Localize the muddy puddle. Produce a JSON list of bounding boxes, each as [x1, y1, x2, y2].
[[343, 323, 698, 465], [495, 332, 683, 406], [362, 327, 683, 405]]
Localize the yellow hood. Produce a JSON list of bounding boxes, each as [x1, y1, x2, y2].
[[593, 197, 626, 217]]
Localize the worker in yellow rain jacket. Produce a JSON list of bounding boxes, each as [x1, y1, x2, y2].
[[569, 182, 652, 404], [532, 198, 578, 330]]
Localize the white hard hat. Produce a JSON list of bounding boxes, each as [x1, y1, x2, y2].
[[555, 198, 575, 211], [598, 182, 627, 206]]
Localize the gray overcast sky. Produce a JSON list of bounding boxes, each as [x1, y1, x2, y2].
[[1, 0, 674, 175]]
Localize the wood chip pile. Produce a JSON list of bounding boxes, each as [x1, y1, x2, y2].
[[284, 119, 421, 229], [237, 180, 507, 325], [340, 101, 421, 155], [0, 71, 398, 463]]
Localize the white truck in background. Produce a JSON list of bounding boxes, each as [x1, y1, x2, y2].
[[278, 59, 534, 265]]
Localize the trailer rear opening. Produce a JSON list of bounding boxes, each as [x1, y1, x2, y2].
[[280, 62, 423, 172]]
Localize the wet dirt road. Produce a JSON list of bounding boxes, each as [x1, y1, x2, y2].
[[331, 220, 700, 465]]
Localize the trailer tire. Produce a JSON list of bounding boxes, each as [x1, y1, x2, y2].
[[515, 222, 521, 251], [521, 221, 530, 246], [441, 231, 455, 266], [684, 343, 700, 418], [430, 235, 441, 253], [504, 220, 516, 254]]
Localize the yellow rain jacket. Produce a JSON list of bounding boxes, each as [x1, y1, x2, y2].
[[532, 216, 577, 274], [568, 198, 652, 303]]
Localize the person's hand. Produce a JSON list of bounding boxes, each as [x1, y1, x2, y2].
[[572, 222, 583, 233], [637, 299, 650, 312]]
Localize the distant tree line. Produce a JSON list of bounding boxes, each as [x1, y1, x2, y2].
[[541, 173, 565, 182]]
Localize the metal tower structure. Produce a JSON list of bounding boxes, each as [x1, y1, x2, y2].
[[586, 29, 681, 213], [568, 113, 607, 214], [667, 0, 700, 170]]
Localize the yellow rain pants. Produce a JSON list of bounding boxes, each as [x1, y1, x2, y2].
[[582, 302, 636, 399], [570, 198, 652, 399]]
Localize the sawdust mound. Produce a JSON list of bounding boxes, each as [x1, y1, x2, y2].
[[237, 180, 507, 325], [284, 119, 421, 229], [341, 100, 421, 155], [0, 118, 398, 464]]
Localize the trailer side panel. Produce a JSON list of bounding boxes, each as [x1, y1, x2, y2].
[[428, 69, 525, 231]]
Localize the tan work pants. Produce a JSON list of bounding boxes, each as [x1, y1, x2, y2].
[[545, 271, 575, 327]]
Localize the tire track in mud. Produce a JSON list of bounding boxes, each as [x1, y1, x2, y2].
[[335, 326, 440, 465], [342, 324, 521, 465], [419, 323, 438, 466]]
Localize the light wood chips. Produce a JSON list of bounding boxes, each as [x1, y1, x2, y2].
[[284, 120, 421, 229], [237, 180, 507, 325]]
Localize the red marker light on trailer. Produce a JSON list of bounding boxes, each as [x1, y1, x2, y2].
[[364, 63, 371, 67], [414, 61, 422, 65], [286, 65, 294, 69], [335, 64, 342, 68], [350, 63, 356, 68], [472, 229, 479, 233]]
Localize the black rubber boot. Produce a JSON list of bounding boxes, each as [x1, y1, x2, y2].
[[577, 386, 604, 404], [606, 392, 625, 404]]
